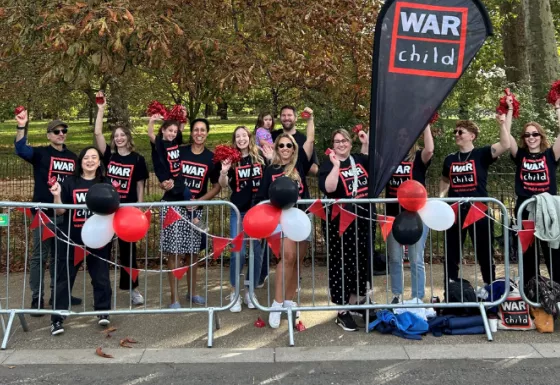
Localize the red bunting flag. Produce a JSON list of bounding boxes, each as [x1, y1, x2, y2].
[[30, 210, 51, 230], [144, 210, 152, 223], [41, 224, 56, 241], [74, 246, 89, 266], [518, 230, 535, 253], [172, 266, 189, 280], [123, 267, 140, 282], [450, 203, 459, 223], [212, 237, 229, 260], [339, 208, 357, 236], [377, 215, 395, 242], [522, 220, 535, 230], [163, 207, 182, 229], [16, 207, 32, 219], [462, 202, 488, 229], [267, 232, 282, 259], [331, 203, 341, 220], [231, 233, 244, 252], [308, 199, 326, 221]]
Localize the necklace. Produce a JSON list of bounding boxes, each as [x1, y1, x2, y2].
[[458, 149, 473, 162]]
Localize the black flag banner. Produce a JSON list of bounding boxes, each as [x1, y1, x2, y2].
[[368, 0, 492, 197]]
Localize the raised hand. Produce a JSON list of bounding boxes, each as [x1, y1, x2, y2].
[[149, 114, 164, 123], [15, 109, 28, 127], [50, 181, 61, 197], [358, 130, 368, 145], [329, 151, 340, 168], [262, 145, 274, 160], [96, 91, 107, 108], [221, 159, 232, 173]]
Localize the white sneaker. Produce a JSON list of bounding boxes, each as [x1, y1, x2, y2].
[[244, 291, 259, 309], [229, 294, 242, 313], [283, 300, 301, 319], [131, 289, 144, 305], [269, 300, 283, 328]]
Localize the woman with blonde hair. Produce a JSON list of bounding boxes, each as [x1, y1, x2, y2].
[[508, 97, 560, 286], [255, 108, 315, 328], [385, 124, 434, 304], [219, 126, 272, 312]]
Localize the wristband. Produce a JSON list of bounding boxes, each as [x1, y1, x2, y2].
[[16, 126, 25, 130]]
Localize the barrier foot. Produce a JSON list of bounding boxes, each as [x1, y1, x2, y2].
[[1, 311, 16, 350], [18, 314, 29, 333], [479, 303, 493, 342], [287, 310, 295, 347], [207, 309, 214, 348]]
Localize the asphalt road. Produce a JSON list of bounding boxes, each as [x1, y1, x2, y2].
[[1, 359, 558, 385]]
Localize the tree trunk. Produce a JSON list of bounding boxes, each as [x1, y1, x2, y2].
[[501, 0, 530, 85], [217, 102, 228, 120], [204, 103, 214, 118], [106, 77, 131, 131], [523, 0, 560, 116]]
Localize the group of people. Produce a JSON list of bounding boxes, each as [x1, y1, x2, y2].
[[13, 91, 560, 336]]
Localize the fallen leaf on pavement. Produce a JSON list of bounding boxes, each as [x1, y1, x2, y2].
[[95, 347, 113, 358], [120, 337, 137, 348], [101, 327, 117, 334]]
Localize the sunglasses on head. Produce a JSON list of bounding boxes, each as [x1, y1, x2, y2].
[[523, 132, 541, 138], [278, 143, 293, 149], [49, 128, 68, 135]]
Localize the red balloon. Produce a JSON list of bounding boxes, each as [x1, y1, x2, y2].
[[243, 204, 282, 239], [397, 180, 427, 212], [113, 207, 150, 242]]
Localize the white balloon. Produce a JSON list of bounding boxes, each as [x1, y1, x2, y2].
[[418, 200, 455, 231], [280, 208, 311, 242], [81, 214, 115, 249]]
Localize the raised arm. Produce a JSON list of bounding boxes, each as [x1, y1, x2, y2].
[[302, 107, 315, 161], [324, 153, 341, 193], [503, 95, 518, 158], [93, 91, 107, 154], [147, 114, 162, 144], [491, 112, 511, 159], [218, 160, 231, 189], [421, 124, 434, 164], [14, 110, 33, 161], [358, 130, 369, 155], [552, 99, 560, 161]]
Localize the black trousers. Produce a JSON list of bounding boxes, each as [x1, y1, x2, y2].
[[118, 239, 139, 290], [444, 206, 495, 285], [51, 240, 112, 323]]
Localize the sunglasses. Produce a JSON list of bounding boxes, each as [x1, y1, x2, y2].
[[454, 129, 466, 136], [523, 132, 541, 138], [49, 128, 68, 135], [278, 143, 293, 149]]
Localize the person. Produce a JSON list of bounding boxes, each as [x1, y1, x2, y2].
[[508, 97, 560, 287], [385, 125, 434, 304], [318, 128, 369, 331], [49, 146, 113, 335], [93, 91, 149, 305], [14, 109, 80, 314], [256, 107, 315, 328], [439, 117, 510, 286], [219, 126, 273, 312], [254, 112, 275, 150]]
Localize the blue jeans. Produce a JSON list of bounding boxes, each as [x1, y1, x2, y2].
[[388, 224, 428, 299], [229, 209, 263, 289]]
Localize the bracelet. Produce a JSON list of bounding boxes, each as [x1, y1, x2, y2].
[[16, 126, 25, 130], [508, 108, 513, 111]]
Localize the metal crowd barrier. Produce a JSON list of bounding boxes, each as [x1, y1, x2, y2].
[[0, 200, 241, 349], [249, 198, 511, 346]]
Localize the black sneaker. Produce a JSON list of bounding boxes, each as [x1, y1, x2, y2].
[[335, 311, 358, 332], [97, 315, 110, 326], [30, 298, 45, 317], [51, 321, 64, 336], [48, 296, 82, 306], [391, 296, 401, 305]]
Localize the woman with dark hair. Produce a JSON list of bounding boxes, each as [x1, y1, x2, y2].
[[508, 97, 560, 286], [49, 146, 113, 335], [94, 91, 149, 305], [254, 112, 275, 150], [319, 128, 369, 331], [439, 116, 510, 286]]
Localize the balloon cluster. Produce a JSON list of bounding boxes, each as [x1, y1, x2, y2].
[[392, 180, 455, 245], [243, 177, 311, 242], [81, 184, 150, 249]]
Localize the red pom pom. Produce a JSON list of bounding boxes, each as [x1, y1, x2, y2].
[[95, 96, 105, 105], [146, 101, 169, 119], [167, 105, 188, 123], [352, 124, 364, 134], [496, 90, 520, 119], [213, 145, 242, 164], [14, 106, 25, 115], [429, 112, 439, 124], [300, 111, 311, 119], [547, 80, 560, 105]]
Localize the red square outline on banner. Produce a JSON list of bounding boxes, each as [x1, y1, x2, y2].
[[388, 2, 468, 79]]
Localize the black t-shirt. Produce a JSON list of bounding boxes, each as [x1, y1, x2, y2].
[[17, 141, 78, 206], [179, 145, 220, 200], [512, 148, 558, 197], [271, 129, 319, 167], [103, 148, 149, 203], [385, 150, 431, 216], [442, 146, 496, 198], [60, 176, 111, 244], [256, 162, 310, 203], [228, 155, 264, 212], [318, 153, 369, 199], [151, 138, 185, 201]]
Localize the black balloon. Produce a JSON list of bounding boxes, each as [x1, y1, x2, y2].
[[392, 210, 423, 246], [269, 177, 299, 209], [86, 183, 120, 215]]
